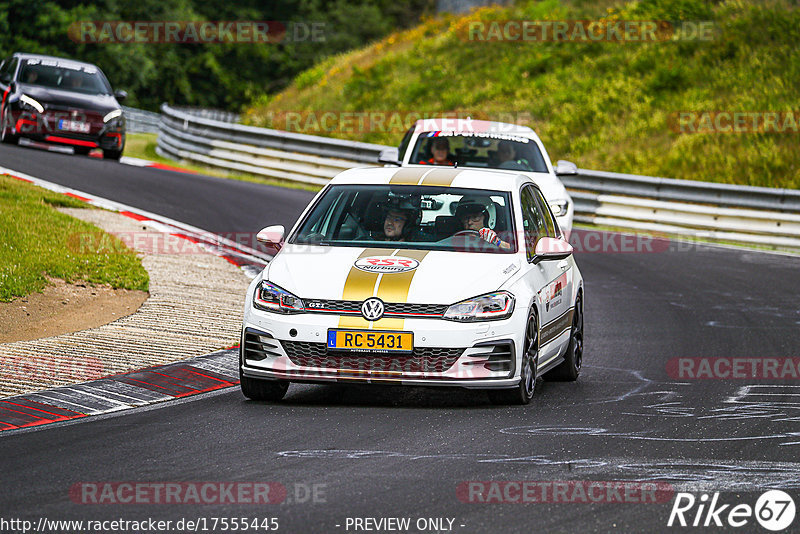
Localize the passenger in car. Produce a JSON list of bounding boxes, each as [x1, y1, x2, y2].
[[382, 209, 409, 241], [419, 137, 454, 166], [375, 199, 421, 242]]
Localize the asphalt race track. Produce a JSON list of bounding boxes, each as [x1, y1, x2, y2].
[[2, 143, 800, 533]]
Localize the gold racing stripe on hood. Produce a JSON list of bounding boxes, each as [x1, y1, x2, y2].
[[339, 248, 387, 329], [389, 167, 431, 185], [389, 167, 461, 186], [421, 168, 461, 186], [337, 248, 429, 329], [375, 249, 429, 303], [341, 248, 383, 302]]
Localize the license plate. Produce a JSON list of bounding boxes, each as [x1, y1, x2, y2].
[[327, 329, 413, 353], [58, 119, 90, 133]]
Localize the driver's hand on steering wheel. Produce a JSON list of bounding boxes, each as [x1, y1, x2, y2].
[[478, 228, 501, 246]]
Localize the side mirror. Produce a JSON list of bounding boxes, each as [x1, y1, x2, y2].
[[256, 225, 285, 248], [554, 160, 578, 176], [532, 237, 573, 264], [378, 147, 401, 166], [114, 90, 128, 102], [8, 81, 16, 93]]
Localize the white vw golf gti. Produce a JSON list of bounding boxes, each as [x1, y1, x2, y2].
[[240, 166, 584, 404]]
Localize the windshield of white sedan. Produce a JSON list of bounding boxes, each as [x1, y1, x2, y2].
[[410, 132, 548, 173], [292, 185, 516, 253], [19, 59, 112, 95]]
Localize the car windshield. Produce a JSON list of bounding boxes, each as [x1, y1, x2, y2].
[[291, 184, 516, 253], [19, 59, 112, 95], [409, 132, 548, 173]]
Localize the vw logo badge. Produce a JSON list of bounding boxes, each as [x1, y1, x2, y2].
[[361, 298, 385, 321]]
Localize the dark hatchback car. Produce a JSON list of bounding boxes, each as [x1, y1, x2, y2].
[[0, 53, 127, 159]]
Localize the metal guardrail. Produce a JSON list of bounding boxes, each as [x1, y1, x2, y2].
[[156, 103, 800, 250], [124, 105, 240, 134], [122, 106, 161, 134], [562, 169, 800, 212], [158, 104, 388, 165], [172, 106, 241, 124]]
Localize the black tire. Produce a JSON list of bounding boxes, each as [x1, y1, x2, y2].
[[0, 107, 18, 145], [544, 296, 583, 382], [74, 147, 91, 156], [240, 375, 289, 401], [488, 310, 538, 405], [103, 149, 122, 160]]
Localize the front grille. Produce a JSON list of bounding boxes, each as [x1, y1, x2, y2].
[[303, 299, 361, 314], [282, 341, 464, 373], [387, 302, 449, 316], [302, 299, 447, 318], [39, 110, 104, 136], [479, 342, 515, 373]]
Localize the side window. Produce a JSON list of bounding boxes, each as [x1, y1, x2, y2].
[[397, 127, 413, 162], [520, 186, 546, 261], [0, 57, 17, 84], [532, 188, 560, 238]]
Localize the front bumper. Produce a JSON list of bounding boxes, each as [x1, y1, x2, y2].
[[241, 307, 524, 389], [10, 109, 125, 151]]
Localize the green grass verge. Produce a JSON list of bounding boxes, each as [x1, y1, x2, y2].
[[124, 133, 322, 192], [244, 0, 800, 189], [0, 175, 149, 302]]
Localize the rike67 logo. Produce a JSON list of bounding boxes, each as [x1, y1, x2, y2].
[[668, 490, 796, 531]]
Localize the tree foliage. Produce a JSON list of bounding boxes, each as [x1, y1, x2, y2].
[[0, 0, 434, 110]]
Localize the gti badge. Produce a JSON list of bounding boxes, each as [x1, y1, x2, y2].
[[361, 297, 385, 321]]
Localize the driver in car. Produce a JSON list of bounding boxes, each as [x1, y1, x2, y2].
[[497, 140, 517, 163], [455, 197, 511, 250], [494, 140, 530, 170]]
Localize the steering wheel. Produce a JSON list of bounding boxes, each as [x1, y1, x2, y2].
[[453, 230, 480, 238]]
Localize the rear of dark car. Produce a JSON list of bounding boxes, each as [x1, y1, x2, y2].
[[0, 53, 126, 159]]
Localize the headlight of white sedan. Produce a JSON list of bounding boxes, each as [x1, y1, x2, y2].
[[253, 281, 304, 314], [549, 199, 570, 217], [443, 291, 515, 322]]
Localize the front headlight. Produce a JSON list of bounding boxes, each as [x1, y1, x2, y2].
[[443, 291, 515, 322], [103, 109, 122, 123], [253, 280, 304, 314], [549, 200, 569, 217], [19, 94, 44, 114]]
